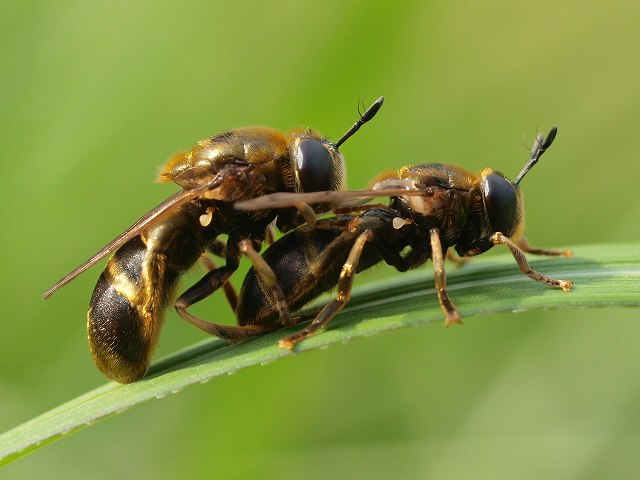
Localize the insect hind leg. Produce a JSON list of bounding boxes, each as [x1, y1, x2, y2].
[[177, 236, 296, 342], [175, 238, 253, 341], [198, 252, 238, 313], [174, 263, 246, 339], [175, 266, 280, 341]]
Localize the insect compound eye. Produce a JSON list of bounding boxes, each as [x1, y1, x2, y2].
[[295, 139, 335, 192], [482, 173, 517, 234]]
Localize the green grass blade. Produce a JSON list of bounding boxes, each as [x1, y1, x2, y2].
[[2, 243, 639, 465]]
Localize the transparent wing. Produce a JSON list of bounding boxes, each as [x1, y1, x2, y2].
[[43, 182, 221, 299]]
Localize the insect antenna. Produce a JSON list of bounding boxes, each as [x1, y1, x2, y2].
[[514, 126, 558, 185], [335, 96, 384, 148]]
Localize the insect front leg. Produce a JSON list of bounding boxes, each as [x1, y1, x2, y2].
[[278, 229, 374, 350], [491, 233, 573, 291], [455, 236, 494, 258], [516, 235, 572, 258], [430, 228, 462, 327]]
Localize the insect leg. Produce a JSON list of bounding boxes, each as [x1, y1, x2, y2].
[[446, 249, 470, 266], [430, 228, 462, 326], [174, 263, 243, 337], [205, 238, 239, 309], [175, 239, 276, 341], [491, 233, 573, 291], [175, 264, 279, 341], [278, 229, 374, 350], [293, 202, 318, 228], [238, 239, 296, 328], [198, 253, 238, 313], [207, 238, 228, 258], [454, 237, 494, 257], [516, 235, 572, 258]]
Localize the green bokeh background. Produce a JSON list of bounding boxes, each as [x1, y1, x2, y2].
[[2, 1, 640, 478]]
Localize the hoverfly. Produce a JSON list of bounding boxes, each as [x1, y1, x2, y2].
[[43, 97, 384, 383], [218, 126, 573, 348]]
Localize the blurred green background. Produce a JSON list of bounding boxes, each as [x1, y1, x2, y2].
[[2, 1, 640, 478]]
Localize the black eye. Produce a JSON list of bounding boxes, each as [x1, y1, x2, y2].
[[295, 139, 334, 192], [482, 173, 517, 234]]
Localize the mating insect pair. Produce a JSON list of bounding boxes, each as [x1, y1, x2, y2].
[[44, 99, 572, 383], [233, 126, 573, 349]]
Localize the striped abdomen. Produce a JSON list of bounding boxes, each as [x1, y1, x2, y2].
[[236, 209, 411, 329], [236, 227, 343, 327], [88, 217, 206, 383], [236, 222, 389, 327]]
